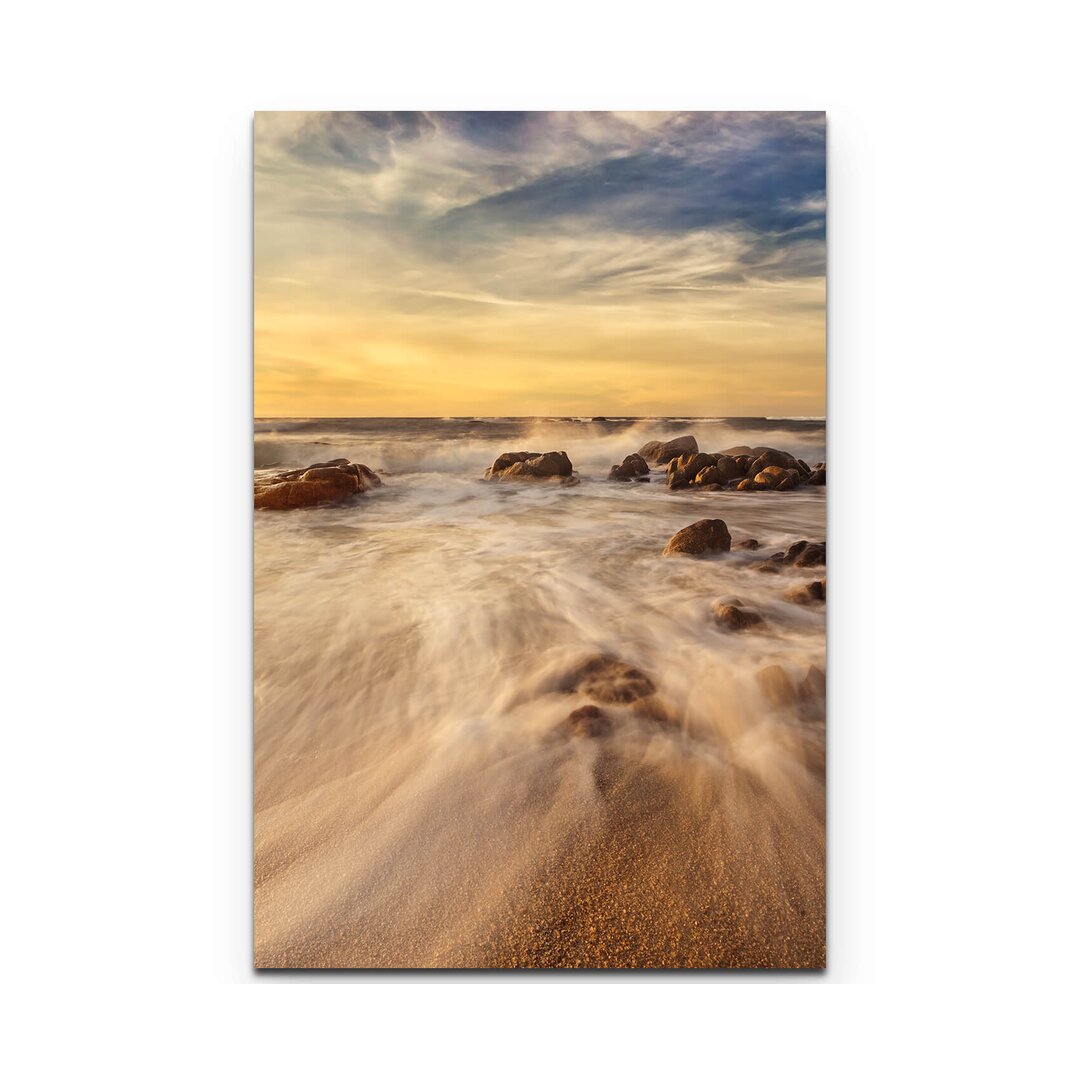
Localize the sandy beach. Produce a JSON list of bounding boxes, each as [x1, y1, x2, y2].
[[254, 417, 825, 968]]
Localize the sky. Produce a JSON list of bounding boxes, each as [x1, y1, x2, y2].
[[254, 111, 825, 417]]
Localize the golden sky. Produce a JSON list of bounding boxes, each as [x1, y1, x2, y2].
[[255, 111, 825, 417]]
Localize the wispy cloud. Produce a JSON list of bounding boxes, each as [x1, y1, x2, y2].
[[254, 112, 826, 415]]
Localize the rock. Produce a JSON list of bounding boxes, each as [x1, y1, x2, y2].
[[747, 448, 799, 476], [664, 452, 745, 489], [786, 579, 826, 604], [801, 665, 826, 701], [485, 450, 573, 481], [799, 665, 826, 721], [782, 540, 826, 568], [807, 467, 826, 486], [565, 655, 656, 704], [711, 455, 745, 483], [254, 459, 381, 511], [694, 467, 725, 486], [608, 453, 650, 481], [736, 478, 758, 492], [736, 538, 760, 550], [775, 475, 796, 492], [712, 602, 766, 631], [591, 416, 609, 423], [487, 451, 539, 476], [662, 519, 732, 557], [753, 465, 792, 489], [563, 705, 612, 737], [796, 459, 812, 476], [638, 435, 698, 466], [757, 665, 798, 707], [667, 452, 715, 489]]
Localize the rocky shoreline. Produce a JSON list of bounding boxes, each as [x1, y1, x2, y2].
[[253, 431, 825, 510], [254, 438, 826, 748]]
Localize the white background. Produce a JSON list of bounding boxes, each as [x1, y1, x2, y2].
[[3, 1, 1078, 1075]]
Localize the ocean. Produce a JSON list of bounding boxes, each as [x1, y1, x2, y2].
[[254, 417, 826, 968]]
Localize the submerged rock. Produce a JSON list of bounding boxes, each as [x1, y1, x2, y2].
[[712, 602, 766, 632], [563, 705, 612, 738], [787, 579, 826, 605], [485, 450, 573, 481], [757, 665, 798, 707], [783, 540, 827, 568], [735, 538, 760, 550], [801, 664, 826, 702], [799, 665, 826, 721], [662, 519, 732, 557], [254, 459, 381, 510], [639, 434, 698, 465], [608, 453, 650, 481], [807, 466, 827, 485], [565, 655, 656, 704]]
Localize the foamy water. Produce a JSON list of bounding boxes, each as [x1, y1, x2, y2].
[[254, 418, 826, 968]]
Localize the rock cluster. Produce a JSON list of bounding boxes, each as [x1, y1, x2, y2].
[[563, 654, 657, 704], [609, 435, 825, 492], [484, 450, 574, 481], [254, 459, 381, 510], [558, 654, 659, 739]]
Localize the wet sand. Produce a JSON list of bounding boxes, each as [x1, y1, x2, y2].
[[254, 418, 826, 969]]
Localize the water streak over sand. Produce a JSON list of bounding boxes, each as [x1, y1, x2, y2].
[[255, 418, 826, 968]]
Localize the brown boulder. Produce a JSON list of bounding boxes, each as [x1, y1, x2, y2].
[[662, 518, 732, 556], [608, 453, 650, 481], [775, 475, 797, 492], [735, 538, 760, 550], [254, 459, 381, 511], [799, 665, 826, 721], [747, 448, 799, 475], [786, 579, 826, 604], [486, 450, 573, 481], [563, 705, 613, 738], [712, 602, 766, 631], [667, 452, 715, 489], [693, 456, 742, 487], [807, 467, 826, 485], [565, 655, 656, 704], [782, 540, 826, 568], [757, 665, 798, 707], [713, 455, 746, 482], [753, 465, 794, 490], [487, 451, 539, 476], [639, 435, 698, 465], [801, 665, 826, 702]]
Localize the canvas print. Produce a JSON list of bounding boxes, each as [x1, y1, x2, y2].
[[254, 111, 826, 969]]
